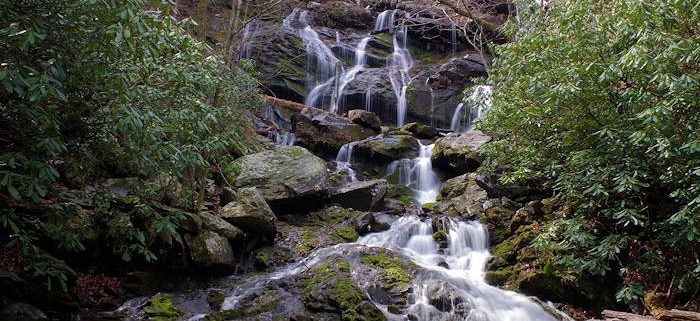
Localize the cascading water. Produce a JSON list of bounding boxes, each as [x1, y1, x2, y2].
[[264, 105, 295, 146], [331, 36, 372, 114], [387, 142, 441, 205], [365, 88, 373, 111], [376, 10, 414, 127], [336, 142, 359, 184], [450, 85, 494, 132]]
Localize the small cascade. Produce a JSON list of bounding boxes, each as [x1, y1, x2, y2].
[[376, 10, 414, 127], [449, 85, 494, 132], [264, 105, 295, 146], [240, 20, 262, 59], [426, 78, 435, 128], [331, 36, 372, 114], [387, 142, 441, 205], [450, 20, 458, 55], [357, 216, 565, 321], [364, 88, 373, 111], [336, 142, 359, 184]]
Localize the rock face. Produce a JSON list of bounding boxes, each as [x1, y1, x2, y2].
[[432, 130, 491, 176], [433, 173, 489, 219], [292, 107, 376, 155], [330, 179, 388, 211], [232, 146, 330, 208], [188, 229, 235, 268], [221, 187, 277, 240], [401, 122, 438, 139], [354, 134, 420, 162], [348, 109, 382, 132]]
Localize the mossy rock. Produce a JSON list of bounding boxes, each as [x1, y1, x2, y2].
[[384, 184, 415, 206], [143, 293, 182, 321], [331, 226, 360, 243], [361, 255, 412, 291], [484, 266, 516, 287], [432, 230, 448, 249]]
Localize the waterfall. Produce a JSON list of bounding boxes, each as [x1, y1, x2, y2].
[[426, 78, 435, 128], [358, 216, 565, 321], [387, 142, 440, 205], [376, 10, 414, 127], [450, 85, 494, 132], [365, 88, 373, 111], [264, 105, 295, 146], [331, 36, 372, 114], [336, 142, 358, 184], [240, 20, 262, 59], [450, 20, 457, 55], [300, 26, 340, 108]]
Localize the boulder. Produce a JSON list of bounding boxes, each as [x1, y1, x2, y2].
[[354, 134, 420, 162], [188, 229, 235, 268], [353, 212, 392, 236], [199, 212, 245, 242], [292, 107, 375, 155], [232, 146, 330, 207], [432, 131, 491, 176], [433, 173, 488, 219], [220, 187, 277, 240], [348, 109, 382, 132], [309, 2, 375, 30], [330, 179, 388, 211], [401, 122, 438, 139]]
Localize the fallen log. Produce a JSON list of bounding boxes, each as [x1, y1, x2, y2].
[[602, 310, 657, 321], [264, 95, 305, 112], [660, 309, 700, 321]]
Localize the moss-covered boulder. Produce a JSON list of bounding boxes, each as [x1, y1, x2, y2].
[[353, 212, 392, 236], [431, 131, 491, 176], [232, 146, 330, 208], [221, 187, 276, 241], [348, 109, 382, 133], [355, 134, 420, 162], [432, 173, 488, 219], [199, 212, 245, 243], [292, 107, 376, 156], [143, 293, 182, 321], [401, 122, 438, 139], [187, 229, 235, 268]]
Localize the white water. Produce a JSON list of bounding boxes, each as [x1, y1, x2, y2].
[[331, 36, 372, 114], [264, 105, 295, 146], [365, 88, 373, 111], [376, 10, 414, 127], [358, 215, 565, 321], [387, 142, 441, 205], [450, 85, 494, 132], [336, 142, 359, 184]]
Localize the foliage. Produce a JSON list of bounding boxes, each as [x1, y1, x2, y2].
[[0, 0, 260, 290], [480, 0, 699, 303]]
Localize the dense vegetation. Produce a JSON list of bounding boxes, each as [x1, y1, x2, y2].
[[480, 0, 699, 305], [0, 0, 259, 290]]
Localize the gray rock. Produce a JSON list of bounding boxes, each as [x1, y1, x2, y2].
[[199, 212, 245, 242], [292, 107, 375, 155], [330, 179, 388, 211], [401, 122, 438, 139], [221, 187, 277, 239], [232, 146, 330, 206], [432, 131, 491, 176], [354, 134, 420, 162], [433, 173, 488, 219], [188, 229, 235, 268], [348, 109, 382, 132]]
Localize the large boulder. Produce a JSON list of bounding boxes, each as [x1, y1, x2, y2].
[[221, 187, 277, 240], [401, 122, 438, 139], [199, 212, 245, 242], [432, 131, 491, 176], [433, 173, 488, 219], [348, 109, 382, 132], [354, 134, 420, 162], [292, 107, 376, 156], [187, 229, 235, 268], [330, 179, 388, 211], [232, 146, 330, 208]]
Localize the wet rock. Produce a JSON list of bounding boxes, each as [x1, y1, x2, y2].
[[474, 172, 548, 202], [292, 107, 376, 156], [432, 131, 491, 176], [348, 109, 382, 132], [221, 187, 277, 240], [199, 212, 245, 242], [433, 173, 488, 219], [354, 134, 420, 162], [354, 212, 392, 235], [401, 122, 438, 139], [0, 302, 48, 321], [187, 229, 235, 268], [232, 146, 330, 208], [143, 293, 182, 321], [426, 281, 469, 314], [330, 179, 388, 211], [309, 2, 375, 30]]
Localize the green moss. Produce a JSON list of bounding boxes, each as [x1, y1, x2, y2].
[[361, 255, 411, 290], [255, 246, 274, 267], [432, 230, 447, 248], [331, 226, 359, 243], [296, 229, 319, 256], [385, 184, 415, 205], [421, 202, 435, 211], [484, 266, 516, 287], [143, 293, 182, 321]]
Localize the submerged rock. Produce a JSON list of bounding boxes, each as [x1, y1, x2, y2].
[[232, 146, 330, 208], [221, 187, 277, 240], [330, 179, 388, 211], [432, 131, 491, 176], [292, 107, 376, 156]]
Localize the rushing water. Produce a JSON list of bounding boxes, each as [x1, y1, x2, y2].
[[449, 85, 494, 132], [387, 142, 441, 205], [331, 36, 372, 114], [376, 10, 414, 127], [336, 142, 359, 184]]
